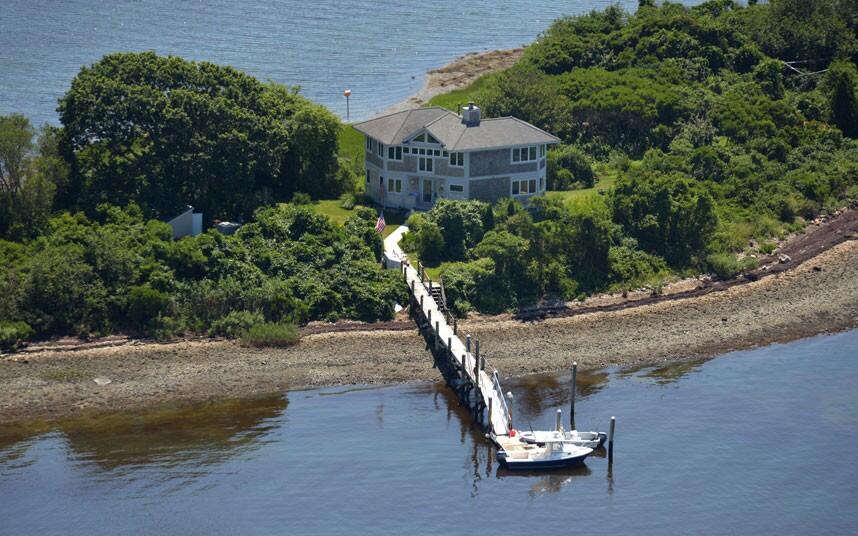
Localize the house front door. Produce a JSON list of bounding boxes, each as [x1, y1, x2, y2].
[[422, 179, 433, 204]]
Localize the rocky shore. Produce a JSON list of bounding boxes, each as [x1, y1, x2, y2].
[[2, 226, 856, 424]]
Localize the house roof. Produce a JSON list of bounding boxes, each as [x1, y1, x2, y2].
[[352, 106, 560, 151]]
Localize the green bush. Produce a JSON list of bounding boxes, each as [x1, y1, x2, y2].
[[759, 242, 777, 254], [0, 321, 34, 352], [126, 285, 172, 335], [548, 145, 595, 189], [707, 253, 759, 280], [209, 310, 265, 338], [240, 322, 300, 348]]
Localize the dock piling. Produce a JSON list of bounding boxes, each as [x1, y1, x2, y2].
[[466, 334, 471, 353], [555, 409, 562, 431], [435, 321, 440, 350], [608, 416, 616, 464], [571, 361, 577, 429]]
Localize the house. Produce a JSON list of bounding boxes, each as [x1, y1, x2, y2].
[[353, 103, 560, 209]]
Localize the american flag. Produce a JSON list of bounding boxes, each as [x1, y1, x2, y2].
[[375, 212, 386, 233]]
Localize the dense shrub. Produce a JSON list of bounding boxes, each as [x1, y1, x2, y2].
[[548, 145, 595, 189], [209, 310, 266, 338], [707, 253, 759, 280], [0, 203, 403, 346], [0, 321, 33, 352], [612, 173, 718, 266]]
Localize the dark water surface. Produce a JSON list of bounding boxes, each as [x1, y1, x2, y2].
[[2, 330, 857, 534], [1, 0, 704, 125]]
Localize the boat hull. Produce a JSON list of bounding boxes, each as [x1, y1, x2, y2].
[[496, 449, 591, 470]]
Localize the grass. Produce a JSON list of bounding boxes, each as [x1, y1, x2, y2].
[[546, 167, 617, 207], [240, 322, 300, 348], [338, 124, 364, 166], [427, 73, 498, 111], [312, 199, 356, 227], [307, 199, 403, 238], [39, 367, 87, 383]]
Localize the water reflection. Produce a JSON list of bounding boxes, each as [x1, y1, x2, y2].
[[510, 368, 610, 421], [1, 395, 288, 471], [496, 465, 593, 497], [620, 357, 709, 385]]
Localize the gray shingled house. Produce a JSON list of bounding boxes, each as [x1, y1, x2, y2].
[[353, 103, 559, 209]]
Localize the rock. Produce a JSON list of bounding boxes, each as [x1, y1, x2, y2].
[[721, 317, 728, 322], [813, 266, 822, 272], [93, 377, 112, 386], [778, 254, 792, 264]]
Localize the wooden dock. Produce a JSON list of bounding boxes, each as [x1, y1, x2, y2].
[[383, 226, 511, 436]]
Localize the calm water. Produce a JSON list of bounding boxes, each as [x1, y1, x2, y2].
[[0, 0, 704, 126], [2, 330, 857, 534]]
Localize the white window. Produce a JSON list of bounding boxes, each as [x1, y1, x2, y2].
[[365, 169, 370, 183], [388, 146, 402, 160], [539, 177, 545, 191], [539, 144, 546, 158], [512, 146, 537, 163], [512, 178, 538, 195], [387, 178, 402, 193], [449, 152, 464, 167], [366, 137, 372, 151], [377, 142, 383, 158], [419, 157, 433, 172], [449, 184, 464, 192]]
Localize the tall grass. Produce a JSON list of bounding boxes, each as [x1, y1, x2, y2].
[[240, 322, 300, 348]]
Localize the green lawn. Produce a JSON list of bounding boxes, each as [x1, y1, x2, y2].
[[427, 73, 498, 112], [307, 199, 401, 238], [338, 124, 364, 168]]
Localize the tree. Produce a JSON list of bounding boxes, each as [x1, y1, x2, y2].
[[612, 173, 718, 266], [58, 52, 341, 222], [547, 145, 595, 189], [0, 117, 66, 240], [481, 65, 573, 140], [824, 61, 858, 138], [0, 114, 33, 197], [753, 59, 786, 99]]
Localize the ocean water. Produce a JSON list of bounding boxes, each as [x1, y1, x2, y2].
[[0, 0, 703, 126], [2, 330, 857, 535]]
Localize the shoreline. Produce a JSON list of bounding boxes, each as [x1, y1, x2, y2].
[[2, 223, 857, 425], [376, 48, 523, 116]]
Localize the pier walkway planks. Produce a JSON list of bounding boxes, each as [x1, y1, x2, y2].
[[383, 226, 511, 435]]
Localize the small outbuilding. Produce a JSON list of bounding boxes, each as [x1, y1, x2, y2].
[[167, 205, 203, 240]]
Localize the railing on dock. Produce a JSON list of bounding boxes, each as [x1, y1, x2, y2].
[[388, 252, 511, 435]]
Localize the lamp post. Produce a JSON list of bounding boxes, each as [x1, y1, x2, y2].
[[343, 88, 352, 121]]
